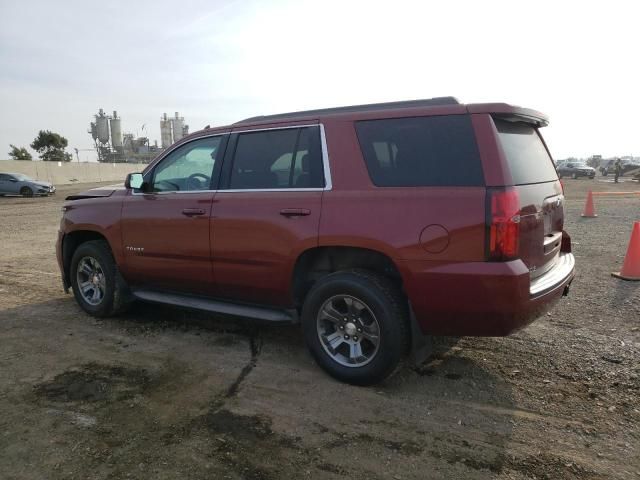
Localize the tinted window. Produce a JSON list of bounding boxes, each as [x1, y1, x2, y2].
[[229, 127, 324, 189], [152, 136, 222, 192], [495, 119, 558, 185], [355, 115, 484, 187]]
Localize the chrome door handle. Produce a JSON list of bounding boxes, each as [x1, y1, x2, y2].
[[279, 208, 311, 217], [182, 208, 206, 216]]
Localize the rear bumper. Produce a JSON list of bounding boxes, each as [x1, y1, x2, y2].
[[403, 253, 575, 336]]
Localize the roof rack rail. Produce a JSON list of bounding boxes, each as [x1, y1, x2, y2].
[[234, 96, 460, 125]]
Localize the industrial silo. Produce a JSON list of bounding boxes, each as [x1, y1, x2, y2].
[[160, 113, 173, 148], [110, 111, 123, 148], [171, 112, 184, 142], [95, 109, 110, 144], [89, 122, 98, 141]]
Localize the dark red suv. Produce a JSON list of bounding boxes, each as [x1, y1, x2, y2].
[[56, 97, 575, 385]]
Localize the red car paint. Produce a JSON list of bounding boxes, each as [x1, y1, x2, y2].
[[57, 100, 574, 337]]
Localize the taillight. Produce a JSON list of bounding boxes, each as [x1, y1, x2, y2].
[[486, 187, 520, 261]]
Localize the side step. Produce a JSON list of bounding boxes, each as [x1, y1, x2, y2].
[[132, 289, 298, 324]]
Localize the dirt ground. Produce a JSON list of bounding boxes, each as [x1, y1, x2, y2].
[[1, 178, 638, 480]]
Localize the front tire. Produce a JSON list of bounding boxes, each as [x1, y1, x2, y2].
[[70, 240, 132, 317], [301, 270, 409, 385], [20, 186, 33, 197]]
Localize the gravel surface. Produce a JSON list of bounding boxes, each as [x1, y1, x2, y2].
[[0, 179, 638, 479]]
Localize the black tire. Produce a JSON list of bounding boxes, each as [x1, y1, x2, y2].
[[301, 269, 409, 386], [70, 240, 132, 317], [20, 186, 33, 197]]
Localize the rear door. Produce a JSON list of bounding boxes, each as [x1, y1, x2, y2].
[[210, 125, 326, 306], [0, 174, 19, 194], [0, 174, 11, 193], [494, 118, 564, 278]]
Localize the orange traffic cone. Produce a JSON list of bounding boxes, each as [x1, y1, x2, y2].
[[581, 190, 597, 218], [612, 222, 640, 281]]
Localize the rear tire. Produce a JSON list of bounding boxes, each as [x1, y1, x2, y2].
[[70, 240, 132, 317], [301, 269, 409, 385], [20, 186, 33, 197]]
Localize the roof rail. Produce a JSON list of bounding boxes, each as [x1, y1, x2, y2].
[[234, 97, 460, 125]]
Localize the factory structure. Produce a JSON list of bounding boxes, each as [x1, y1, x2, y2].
[[89, 109, 189, 163]]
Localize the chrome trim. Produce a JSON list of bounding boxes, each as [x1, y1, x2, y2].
[[319, 123, 333, 190], [217, 188, 325, 193], [231, 123, 319, 134], [133, 190, 217, 196], [133, 123, 333, 196], [529, 252, 575, 296]]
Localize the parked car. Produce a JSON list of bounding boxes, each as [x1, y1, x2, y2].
[[600, 159, 640, 176], [0, 172, 56, 196], [56, 97, 575, 385], [556, 162, 596, 179]]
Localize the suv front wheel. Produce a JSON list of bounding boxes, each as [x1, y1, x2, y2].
[[70, 240, 132, 317], [301, 270, 409, 385]]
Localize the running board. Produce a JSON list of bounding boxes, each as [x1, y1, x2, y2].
[[132, 289, 298, 323]]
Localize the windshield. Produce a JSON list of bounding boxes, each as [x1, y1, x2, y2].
[[12, 173, 33, 181]]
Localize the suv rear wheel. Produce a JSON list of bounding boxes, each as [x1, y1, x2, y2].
[[301, 270, 408, 385], [70, 240, 132, 317]]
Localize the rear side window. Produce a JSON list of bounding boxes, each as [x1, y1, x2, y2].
[[494, 119, 558, 185], [355, 115, 484, 187], [229, 126, 324, 189]]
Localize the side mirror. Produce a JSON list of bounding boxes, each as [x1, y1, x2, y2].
[[10, 178, 18, 182], [125, 172, 145, 190]]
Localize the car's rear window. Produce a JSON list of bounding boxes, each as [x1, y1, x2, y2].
[[355, 115, 484, 187], [494, 118, 558, 185]]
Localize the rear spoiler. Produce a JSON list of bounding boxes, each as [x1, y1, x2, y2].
[[467, 103, 549, 127]]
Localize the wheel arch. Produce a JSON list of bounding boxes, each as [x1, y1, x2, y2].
[[290, 246, 405, 308], [62, 230, 112, 289]]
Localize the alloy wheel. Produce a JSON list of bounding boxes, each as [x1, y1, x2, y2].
[[316, 294, 381, 367], [76, 256, 106, 306]]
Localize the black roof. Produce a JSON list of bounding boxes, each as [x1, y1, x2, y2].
[[234, 97, 460, 125]]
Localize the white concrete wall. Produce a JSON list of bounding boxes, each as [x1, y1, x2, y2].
[[0, 160, 146, 185]]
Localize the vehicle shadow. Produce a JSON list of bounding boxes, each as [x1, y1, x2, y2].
[[0, 298, 521, 479]]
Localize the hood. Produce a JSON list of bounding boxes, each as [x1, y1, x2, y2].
[[65, 184, 123, 200], [32, 181, 52, 188]]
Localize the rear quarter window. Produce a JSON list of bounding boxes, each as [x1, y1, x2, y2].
[[355, 115, 484, 187], [494, 119, 558, 185]]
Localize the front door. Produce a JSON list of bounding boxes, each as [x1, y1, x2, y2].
[[211, 125, 326, 306], [120, 135, 226, 295]]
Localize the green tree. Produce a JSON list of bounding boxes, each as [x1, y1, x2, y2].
[[30, 130, 72, 162], [8, 144, 32, 160]]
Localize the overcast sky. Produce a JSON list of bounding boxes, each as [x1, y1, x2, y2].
[[1, 0, 638, 161]]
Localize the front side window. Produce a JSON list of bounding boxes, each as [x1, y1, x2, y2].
[[151, 136, 223, 192], [355, 115, 484, 187], [228, 126, 324, 189]]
